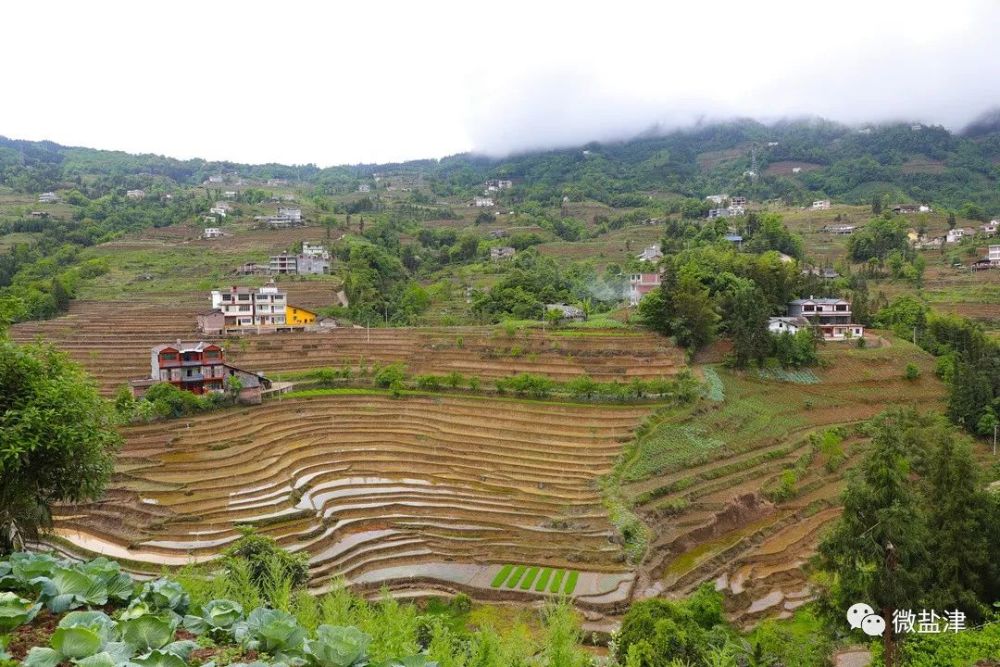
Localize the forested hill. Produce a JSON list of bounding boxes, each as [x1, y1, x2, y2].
[[3, 116, 1000, 211]]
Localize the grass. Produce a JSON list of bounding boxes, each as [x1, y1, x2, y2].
[[702, 367, 724, 401], [518, 567, 539, 590], [562, 571, 579, 595], [490, 565, 513, 588], [534, 568, 552, 591], [756, 368, 821, 384], [504, 565, 526, 588], [548, 570, 565, 593]]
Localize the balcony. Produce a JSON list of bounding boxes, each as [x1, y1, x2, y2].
[[180, 373, 205, 382]]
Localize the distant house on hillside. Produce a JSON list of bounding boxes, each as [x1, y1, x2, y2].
[[545, 303, 585, 322], [803, 266, 840, 280], [892, 204, 930, 214], [126, 189, 146, 200], [358, 183, 371, 193], [485, 179, 513, 192], [812, 200, 830, 210], [946, 228, 965, 244], [203, 227, 223, 239], [301, 242, 330, 260], [207, 175, 225, 184], [724, 233, 744, 247], [266, 178, 288, 186], [768, 316, 810, 335], [990, 245, 1000, 265], [730, 196, 747, 207], [705, 194, 728, 205], [474, 196, 494, 207], [828, 225, 855, 235], [637, 244, 663, 263], [29, 211, 48, 218], [787, 297, 864, 340], [129, 341, 271, 404], [38, 192, 59, 203], [223, 191, 237, 199], [982, 220, 998, 236], [628, 273, 661, 306], [278, 207, 301, 222], [490, 246, 516, 261], [209, 206, 228, 217], [269, 253, 298, 275], [297, 254, 330, 275]]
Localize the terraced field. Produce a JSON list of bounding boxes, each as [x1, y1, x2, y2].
[[622, 338, 946, 625], [10, 300, 685, 394], [47, 393, 647, 607]]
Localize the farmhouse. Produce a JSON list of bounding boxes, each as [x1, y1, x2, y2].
[[724, 233, 744, 247], [207, 175, 225, 184], [768, 316, 810, 335], [38, 192, 59, 203], [811, 200, 830, 210], [129, 341, 272, 404], [485, 179, 513, 192], [301, 241, 330, 259], [705, 194, 728, 205], [209, 206, 228, 217], [269, 253, 298, 275], [637, 244, 663, 262], [545, 303, 585, 322], [946, 228, 965, 244], [990, 245, 1000, 265], [286, 305, 317, 326], [203, 227, 224, 239], [474, 196, 494, 207], [828, 225, 855, 235], [730, 196, 747, 207], [278, 206, 302, 222], [787, 297, 864, 340], [29, 211, 48, 218], [892, 204, 931, 214], [803, 266, 840, 280], [235, 262, 267, 276], [628, 272, 661, 306], [491, 246, 516, 261], [358, 183, 371, 193], [207, 282, 318, 334], [126, 189, 145, 200], [982, 220, 998, 236], [708, 206, 744, 219], [223, 190, 237, 199], [267, 252, 330, 275]]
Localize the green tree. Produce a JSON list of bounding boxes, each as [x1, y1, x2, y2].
[[723, 281, 770, 368], [817, 412, 930, 665], [0, 339, 121, 552]]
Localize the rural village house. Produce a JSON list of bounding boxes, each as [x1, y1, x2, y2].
[[129, 341, 271, 404], [637, 244, 663, 263], [200, 282, 317, 335], [490, 246, 516, 261], [628, 272, 661, 306], [787, 297, 864, 340]]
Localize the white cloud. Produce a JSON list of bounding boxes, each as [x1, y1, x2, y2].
[[1, 0, 998, 164]]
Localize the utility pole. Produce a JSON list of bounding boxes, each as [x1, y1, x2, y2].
[[994, 423, 997, 457]]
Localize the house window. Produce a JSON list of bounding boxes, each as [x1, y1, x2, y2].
[[239, 305, 251, 312], [238, 294, 250, 301], [161, 353, 177, 360], [204, 350, 220, 359]]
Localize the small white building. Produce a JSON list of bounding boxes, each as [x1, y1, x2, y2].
[[203, 227, 224, 239], [278, 207, 302, 222], [637, 244, 663, 263], [730, 196, 747, 207], [982, 220, 998, 236], [474, 196, 494, 207], [946, 228, 965, 244], [301, 242, 330, 260], [38, 192, 59, 203], [126, 189, 146, 200], [490, 246, 516, 261], [358, 183, 371, 193], [812, 200, 831, 210], [705, 194, 728, 205], [919, 205, 932, 213], [768, 316, 810, 335], [209, 206, 228, 217], [989, 245, 1000, 265], [224, 191, 237, 199], [207, 175, 225, 184], [792, 167, 802, 174]]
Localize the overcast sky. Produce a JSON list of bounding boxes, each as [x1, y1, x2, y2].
[[3, 1, 999, 166]]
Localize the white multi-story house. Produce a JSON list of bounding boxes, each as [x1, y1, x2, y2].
[[787, 297, 864, 340], [358, 183, 371, 193], [474, 196, 494, 207], [210, 282, 288, 331], [812, 200, 831, 210], [627, 273, 661, 306], [209, 206, 228, 217], [705, 194, 728, 205], [485, 179, 513, 192], [126, 189, 146, 200], [38, 192, 59, 203], [203, 228, 223, 239], [223, 190, 237, 199], [946, 228, 965, 244], [989, 245, 1000, 265]]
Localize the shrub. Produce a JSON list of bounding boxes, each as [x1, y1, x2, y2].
[[223, 527, 309, 604], [415, 375, 442, 391], [374, 363, 407, 389], [904, 363, 921, 380]]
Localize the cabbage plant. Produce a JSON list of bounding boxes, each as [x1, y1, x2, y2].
[[183, 598, 244, 637], [303, 625, 370, 667], [21, 611, 130, 667], [234, 607, 306, 660], [136, 578, 189, 615], [0, 591, 40, 633], [33, 566, 109, 613]]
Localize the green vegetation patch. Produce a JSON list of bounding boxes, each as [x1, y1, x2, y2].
[[490, 564, 513, 588], [756, 367, 820, 384]]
